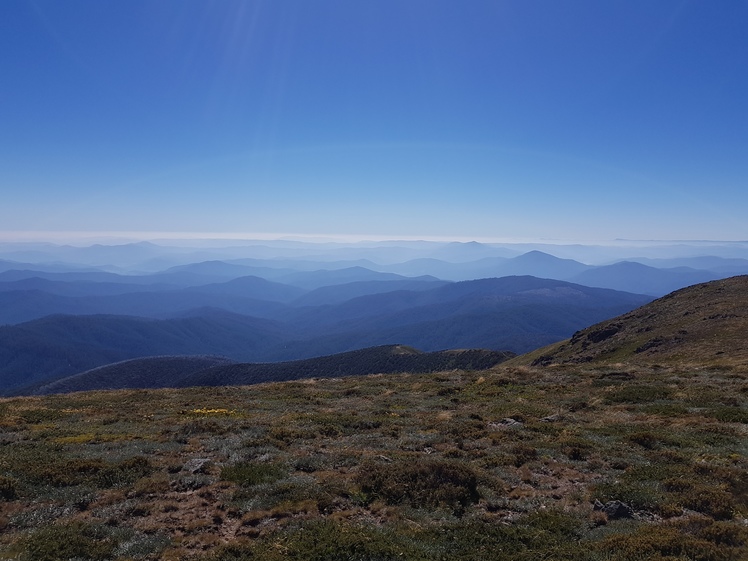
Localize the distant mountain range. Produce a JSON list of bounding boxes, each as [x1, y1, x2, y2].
[[3, 238, 747, 274], [0, 276, 650, 393], [0, 250, 741, 327], [11, 274, 748, 397], [2, 248, 745, 308], [2, 238, 747, 395]]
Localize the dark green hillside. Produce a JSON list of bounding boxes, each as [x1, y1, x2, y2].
[[27, 355, 234, 395], [22, 346, 512, 395], [180, 345, 515, 388], [519, 275, 748, 367]]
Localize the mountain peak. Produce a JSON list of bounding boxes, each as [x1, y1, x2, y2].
[[515, 250, 570, 262]]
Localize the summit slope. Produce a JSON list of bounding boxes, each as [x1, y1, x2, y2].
[[520, 275, 748, 367]]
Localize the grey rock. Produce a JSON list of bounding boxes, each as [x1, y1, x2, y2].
[[488, 418, 524, 430], [183, 458, 211, 474], [593, 499, 634, 519]]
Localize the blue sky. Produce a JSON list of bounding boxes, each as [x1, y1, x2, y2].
[[2, 1, 747, 242]]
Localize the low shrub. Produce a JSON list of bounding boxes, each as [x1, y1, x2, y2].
[[0, 476, 18, 500], [14, 452, 152, 489], [681, 485, 735, 520], [233, 476, 333, 512], [628, 431, 660, 449], [221, 461, 286, 486], [96, 456, 153, 488], [207, 512, 592, 561], [708, 406, 748, 424], [356, 457, 480, 514], [566, 446, 588, 461], [425, 511, 590, 561], [294, 456, 325, 473], [207, 519, 426, 561], [511, 443, 539, 466], [598, 524, 739, 561], [605, 384, 672, 404], [696, 520, 748, 547], [267, 426, 314, 444], [21, 521, 116, 561], [17, 408, 63, 424], [642, 402, 690, 417], [37, 457, 107, 487], [176, 419, 226, 439], [592, 479, 663, 512]]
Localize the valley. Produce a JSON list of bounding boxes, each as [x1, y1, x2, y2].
[[0, 241, 747, 560], [3, 238, 746, 394]]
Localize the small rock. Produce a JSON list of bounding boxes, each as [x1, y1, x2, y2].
[[172, 475, 208, 492], [183, 458, 211, 474], [594, 499, 633, 519], [488, 418, 524, 430]]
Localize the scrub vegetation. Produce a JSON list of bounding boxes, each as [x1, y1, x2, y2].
[[0, 362, 746, 560]]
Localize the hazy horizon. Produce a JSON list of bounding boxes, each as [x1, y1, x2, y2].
[[3, 1, 747, 242], [2, 230, 748, 248]]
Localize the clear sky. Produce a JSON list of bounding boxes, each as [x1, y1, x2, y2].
[[2, 1, 747, 243]]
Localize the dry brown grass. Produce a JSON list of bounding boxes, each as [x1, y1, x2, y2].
[[515, 275, 748, 369]]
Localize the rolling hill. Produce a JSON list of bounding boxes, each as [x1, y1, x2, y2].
[[20, 355, 234, 395], [0, 311, 291, 393], [23, 345, 514, 395], [519, 275, 748, 367], [568, 261, 719, 296], [290, 278, 448, 307], [262, 276, 651, 360], [0, 272, 444, 325]]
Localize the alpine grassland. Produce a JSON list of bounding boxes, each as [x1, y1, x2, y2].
[[1, 362, 746, 560]]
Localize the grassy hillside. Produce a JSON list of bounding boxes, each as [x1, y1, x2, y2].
[[0, 363, 746, 560], [0, 277, 747, 560], [518, 275, 748, 368]]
